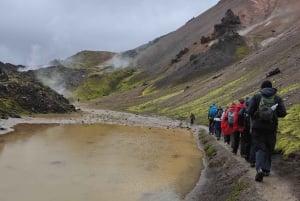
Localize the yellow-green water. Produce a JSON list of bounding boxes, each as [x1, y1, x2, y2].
[[0, 123, 202, 201]]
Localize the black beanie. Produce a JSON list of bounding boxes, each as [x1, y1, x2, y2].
[[261, 80, 272, 89]]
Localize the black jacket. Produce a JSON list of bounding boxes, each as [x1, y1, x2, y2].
[[248, 87, 287, 130]]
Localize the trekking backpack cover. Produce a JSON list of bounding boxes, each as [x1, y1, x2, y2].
[[209, 105, 218, 118], [227, 109, 234, 126]]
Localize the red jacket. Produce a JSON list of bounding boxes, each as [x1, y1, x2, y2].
[[233, 102, 246, 132], [221, 104, 235, 136]]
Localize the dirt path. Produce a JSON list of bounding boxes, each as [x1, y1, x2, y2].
[[213, 133, 299, 201], [0, 107, 298, 201]]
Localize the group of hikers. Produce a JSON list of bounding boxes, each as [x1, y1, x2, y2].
[[206, 80, 287, 182]]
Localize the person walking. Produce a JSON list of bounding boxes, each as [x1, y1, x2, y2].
[[208, 104, 218, 134], [190, 113, 196, 125], [214, 107, 223, 140], [248, 80, 287, 182], [221, 104, 235, 145], [231, 99, 246, 155]]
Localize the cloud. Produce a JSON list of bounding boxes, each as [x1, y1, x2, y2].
[[0, 0, 219, 66]]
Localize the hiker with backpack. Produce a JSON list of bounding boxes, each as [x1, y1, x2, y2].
[[248, 80, 287, 182], [213, 107, 223, 140], [239, 97, 255, 165], [231, 99, 246, 155], [208, 104, 218, 134], [221, 103, 235, 145]]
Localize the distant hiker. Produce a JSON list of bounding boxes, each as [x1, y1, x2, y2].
[[190, 113, 196, 125], [248, 80, 287, 182], [221, 104, 235, 145], [213, 107, 223, 140], [231, 99, 246, 155], [208, 104, 218, 134]]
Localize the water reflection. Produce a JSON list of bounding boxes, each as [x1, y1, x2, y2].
[[0, 123, 202, 201]]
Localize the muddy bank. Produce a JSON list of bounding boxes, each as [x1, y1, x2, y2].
[[184, 128, 262, 201]]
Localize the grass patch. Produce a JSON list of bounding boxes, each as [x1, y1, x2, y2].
[[276, 104, 300, 156], [142, 84, 158, 96], [278, 82, 300, 96], [0, 98, 28, 115], [226, 181, 249, 201], [127, 90, 184, 113], [236, 45, 250, 60], [73, 68, 142, 100], [204, 144, 217, 158]]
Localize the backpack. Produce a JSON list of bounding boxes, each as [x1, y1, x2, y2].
[[257, 94, 276, 121], [227, 109, 235, 126], [215, 109, 223, 118], [209, 105, 218, 118], [237, 107, 246, 126]]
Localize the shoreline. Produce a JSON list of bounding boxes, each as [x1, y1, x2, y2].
[[1, 108, 298, 201], [0, 108, 209, 201]]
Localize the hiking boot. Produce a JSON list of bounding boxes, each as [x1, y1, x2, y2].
[[255, 169, 264, 182], [263, 170, 270, 176]]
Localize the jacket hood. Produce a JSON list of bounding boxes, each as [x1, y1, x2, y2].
[[260, 87, 277, 97]]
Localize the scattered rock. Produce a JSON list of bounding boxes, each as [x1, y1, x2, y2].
[[266, 68, 281, 77]]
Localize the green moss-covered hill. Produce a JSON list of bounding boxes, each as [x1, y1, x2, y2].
[[0, 62, 75, 118]]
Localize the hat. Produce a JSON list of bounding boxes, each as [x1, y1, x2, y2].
[[261, 80, 272, 89]]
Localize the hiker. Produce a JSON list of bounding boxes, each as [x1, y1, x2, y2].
[[248, 80, 287, 182], [239, 96, 256, 167], [190, 113, 196, 125], [213, 107, 223, 140], [208, 104, 218, 134], [231, 98, 246, 155], [221, 104, 235, 145], [239, 97, 255, 164]]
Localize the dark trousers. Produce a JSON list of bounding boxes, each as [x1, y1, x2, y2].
[[209, 119, 214, 134], [252, 128, 276, 172], [249, 145, 256, 164], [224, 135, 231, 144], [231, 131, 241, 154], [241, 125, 251, 160]]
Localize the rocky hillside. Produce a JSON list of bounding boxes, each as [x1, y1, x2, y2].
[[0, 62, 76, 118]]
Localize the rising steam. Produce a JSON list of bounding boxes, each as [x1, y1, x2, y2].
[[36, 71, 73, 99], [100, 53, 134, 69]]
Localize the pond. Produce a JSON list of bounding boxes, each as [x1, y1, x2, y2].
[[0, 123, 203, 201]]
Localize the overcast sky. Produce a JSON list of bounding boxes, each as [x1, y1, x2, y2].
[[0, 0, 219, 66]]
